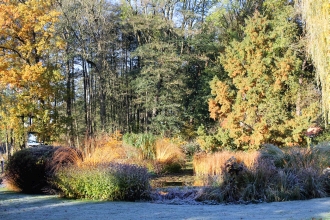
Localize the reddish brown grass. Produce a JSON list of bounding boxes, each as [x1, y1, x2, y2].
[[48, 146, 83, 174]]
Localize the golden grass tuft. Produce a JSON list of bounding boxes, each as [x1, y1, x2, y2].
[[155, 138, 185, 164], [83, 132, 127, 166], [151, 138, 186, 173], [193, 150, 260, 176]]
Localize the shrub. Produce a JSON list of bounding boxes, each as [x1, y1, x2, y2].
[[196, 125, 220, 152], [53, 163, 151, 201], [5, 146, 82, 194], [182, 141, 201, 159], [5, 146, 55, 193]]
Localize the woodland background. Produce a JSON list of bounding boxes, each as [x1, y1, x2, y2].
[[0, 0, 329, 154]]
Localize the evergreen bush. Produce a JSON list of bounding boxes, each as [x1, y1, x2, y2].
[[5, 146, 55, 193], [5, 146, 83, 194]]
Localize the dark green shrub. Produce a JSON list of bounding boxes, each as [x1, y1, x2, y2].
[[5, 146, 55, 193], [182, 142, 201, 158], [53, 163, 151, 201], [5, 146, 83, 194], [162, 162, 182, 173]]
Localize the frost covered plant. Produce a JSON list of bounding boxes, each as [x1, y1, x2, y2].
[[53, 163, 151, 201]]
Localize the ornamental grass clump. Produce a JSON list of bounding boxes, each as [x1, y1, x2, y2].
[[194, 145, 330, 204], [53, 163, 151, 201], [122, 133, 156, 159], [193, 150, 259, 177], [155, 138, 185, 173]]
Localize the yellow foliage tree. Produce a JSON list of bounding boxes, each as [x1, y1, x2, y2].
[[0, 0, 64, 148], [299, 0, 330, 126]]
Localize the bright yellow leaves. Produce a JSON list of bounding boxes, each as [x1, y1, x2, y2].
[[0, 0, 63, 147], [0, 0, 62, 88]]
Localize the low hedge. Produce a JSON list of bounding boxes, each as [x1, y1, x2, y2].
[[52, 163, 151, 201]]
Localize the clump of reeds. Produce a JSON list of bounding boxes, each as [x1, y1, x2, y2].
[[82, 133, 127, 166], [122, 133, 157, 160], [154, 138, 186, 173], [194, 145, 330, 203], [193, 150, 259, 177]]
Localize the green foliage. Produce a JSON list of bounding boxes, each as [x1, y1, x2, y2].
[[313, 129, 330, 144], [300, 0, 330, 125], [122, 133, 157, 159], [132, 40, 186, 135], [182, 141, 201, 158], [161, 162, 182, 173], [53, 163, 151, 201], [196, 125, 220, 152], [196, 125, 236, 151]]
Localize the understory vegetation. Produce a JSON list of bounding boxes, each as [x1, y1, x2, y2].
[[4, 134, 330, 203], [194, 145, 330, 203], [1, 0, 330, 205]]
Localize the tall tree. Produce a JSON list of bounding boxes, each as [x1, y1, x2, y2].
[[122, 1, 187, 135], [209, 0, 319, 149], [299, 0, 330, 126], [57, 0, 124, 137], [0, 0, 64, 148], [183, 0, 265, 135]]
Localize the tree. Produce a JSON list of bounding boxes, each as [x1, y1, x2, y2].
[[0, 0, 64, 148], [122, 1, 187, 135], [299, 0, 330, 126], [209, 1, 319, 150]]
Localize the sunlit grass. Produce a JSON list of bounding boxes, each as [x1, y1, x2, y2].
[[193, 150, 259, 176]]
